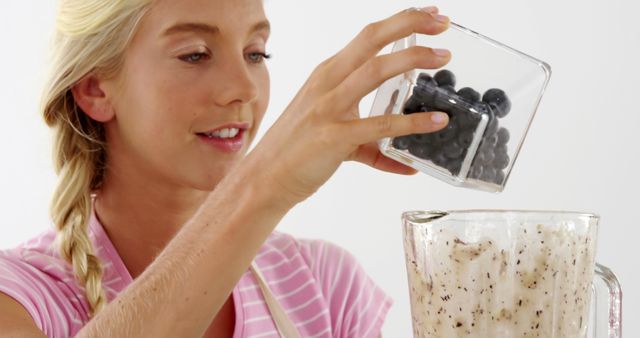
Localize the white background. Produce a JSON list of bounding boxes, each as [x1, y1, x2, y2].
[[1, 1, 638, 336]]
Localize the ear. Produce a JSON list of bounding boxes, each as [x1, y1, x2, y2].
[[71, 74, 115, 123]]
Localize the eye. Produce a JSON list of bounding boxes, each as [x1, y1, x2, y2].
[[247, 52, 271, 64], [179, 52, 210, 64]]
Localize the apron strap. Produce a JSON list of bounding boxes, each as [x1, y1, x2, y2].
[[250, 262, 302, 338]]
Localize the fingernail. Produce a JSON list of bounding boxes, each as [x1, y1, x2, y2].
[[432, 48, 450, 57], [433, 14, 449, 23], [431, 112, 449, 123], [420, 6, 438, 13]]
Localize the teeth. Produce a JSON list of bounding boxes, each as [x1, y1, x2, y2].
[[203, 128, 240, 139]]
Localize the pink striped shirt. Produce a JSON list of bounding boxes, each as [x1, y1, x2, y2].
[[0, 209, 392, 337]]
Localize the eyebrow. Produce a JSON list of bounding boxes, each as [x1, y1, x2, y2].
[[162, 20, 271, 37]]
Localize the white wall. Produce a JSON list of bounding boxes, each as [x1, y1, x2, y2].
[[1, 1, 637, 336]]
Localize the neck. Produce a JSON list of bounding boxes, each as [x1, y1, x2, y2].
[[94, 168, 210, 279]]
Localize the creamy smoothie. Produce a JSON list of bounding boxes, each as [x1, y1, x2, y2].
[[405, 223, 596, 338]]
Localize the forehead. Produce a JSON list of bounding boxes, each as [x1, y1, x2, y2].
[[141, 0, 266, 37]]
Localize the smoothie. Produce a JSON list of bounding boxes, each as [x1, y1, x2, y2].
[[405, 223, 596, 338]]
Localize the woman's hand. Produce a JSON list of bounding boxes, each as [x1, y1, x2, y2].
[[246, 6, 451, 207]]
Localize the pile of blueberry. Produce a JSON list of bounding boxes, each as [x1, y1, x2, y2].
[[392, 69, 512, 185]]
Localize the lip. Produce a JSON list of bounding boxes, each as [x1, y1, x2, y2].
[[196, 122, 251, 153]]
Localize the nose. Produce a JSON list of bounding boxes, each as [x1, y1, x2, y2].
[[213, 53, 259, 107]]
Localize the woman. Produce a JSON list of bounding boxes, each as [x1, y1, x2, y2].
[[0, 0, 450, 337]]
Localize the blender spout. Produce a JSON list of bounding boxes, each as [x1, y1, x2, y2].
[[403, 210, 449, 224]]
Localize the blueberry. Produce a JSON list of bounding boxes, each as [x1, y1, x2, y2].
[[469, 165, 483, 179], [434, 117, 459, 143], [472, 101, 491, 119], [482, 88, 511, 118], [432, 90, 457, 112], [473, 151, 487, 166], [481, 149, 495, 165], [449, 114, 472, 138], [454, 113, 471, 129], [457, 109, 482, 130], [496, 127, 510, 145], [392, 135, 411, 150], [444, 160, 463, 176], [495, 144, 508, 157], [443, 141, 465, 159], [431, 152, 449, 167], [411, 86, 427, 99], [482, 132, 499, 148], [482, 88, 508, 105], [488, 102, 510, 119], [412, 86, 437, 108], [480, 167, 497, 182], [448, 103, 470, 120], [410, 132, 435, 145], [439, 85, 456, 95], [457, 130, 474, 148], [494, 152, 510, 170], [477, 138, 491, 152], [403, 96, 423, 114], [417, 73, 437, 89], [408, 142, 435, 160], [485, 113, 499, 135], [434, 69, 456, 87], [448, 112, 461, 125], [457, 87, 481, 103]]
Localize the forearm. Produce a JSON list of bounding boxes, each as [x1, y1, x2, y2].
[[76, 162, 291, 338]]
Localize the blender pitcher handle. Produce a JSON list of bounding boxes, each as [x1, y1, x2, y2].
[[592, 262, 622, 337]]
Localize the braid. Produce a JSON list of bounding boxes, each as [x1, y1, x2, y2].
[[50, 111, 107, 317], [41, 0, 153, 318]]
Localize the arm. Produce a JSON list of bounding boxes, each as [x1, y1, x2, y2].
[[77, 166, 291, 337], [0, 293, 46, 338]]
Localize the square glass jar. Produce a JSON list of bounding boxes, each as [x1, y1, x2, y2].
[[369, 22, 551, 192]]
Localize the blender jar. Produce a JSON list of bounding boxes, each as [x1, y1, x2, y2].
[[401, 210, 622, 338]]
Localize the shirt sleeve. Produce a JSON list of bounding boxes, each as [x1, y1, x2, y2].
[[0, 251, 81, 338], [299, 239, 393, 338]]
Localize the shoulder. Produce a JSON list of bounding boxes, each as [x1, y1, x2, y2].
[[256, 232, 361, 290], [264, 232, 377, 291], [257, 232, 393, 338], [260, 231, 359, 272], [0, 231, 89, 337]]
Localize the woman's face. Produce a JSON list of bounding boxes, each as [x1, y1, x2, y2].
[[103, 0, 270, 191]]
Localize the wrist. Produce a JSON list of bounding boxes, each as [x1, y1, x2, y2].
[[232, 150, 303, 213]]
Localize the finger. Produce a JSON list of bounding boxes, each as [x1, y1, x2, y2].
[[350, 142, 418, 175], [330, 45, 451, 111], [343, 111, 449, 146], [324, 7, 449, 86], [422, 6, 440, 14]]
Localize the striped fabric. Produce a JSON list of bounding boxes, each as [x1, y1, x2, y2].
[[0, 209, 392, 337]]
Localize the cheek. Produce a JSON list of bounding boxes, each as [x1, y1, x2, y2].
[[113, 74, 189, 153], [139, 72, 201, 136], [121, 49, 198, 125]]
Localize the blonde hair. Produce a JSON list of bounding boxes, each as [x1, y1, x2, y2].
[[42, 0, 152, 317]]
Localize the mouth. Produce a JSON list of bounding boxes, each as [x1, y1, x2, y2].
[[196, 123, 250, 153], [198, 127, 242, 139]]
